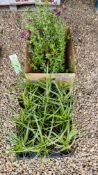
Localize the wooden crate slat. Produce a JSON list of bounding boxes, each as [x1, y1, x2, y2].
[[25, 73, 75, 84], [0, 0, 60, 6]]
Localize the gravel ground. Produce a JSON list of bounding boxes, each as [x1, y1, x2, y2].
[[0, 0, 98, 174]]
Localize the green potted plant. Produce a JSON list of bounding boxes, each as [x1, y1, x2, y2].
[[10, 78, 77, 157], [21, 6, 75, 82]]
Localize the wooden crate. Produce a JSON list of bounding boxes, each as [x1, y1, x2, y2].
[[24, 28, 76, 84]]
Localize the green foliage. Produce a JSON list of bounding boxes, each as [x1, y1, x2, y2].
[[10, 78, 77, 157], [23, 6, 69, 73]]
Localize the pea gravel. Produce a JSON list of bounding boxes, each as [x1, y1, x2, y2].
[[0, 0, 98, 174]]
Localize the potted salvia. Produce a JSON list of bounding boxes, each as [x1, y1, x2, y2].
[[21, 6, 75, 83]]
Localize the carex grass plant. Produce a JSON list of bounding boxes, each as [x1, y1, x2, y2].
[[10, 77, 77, 157], [22, 6, 70, 73]]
